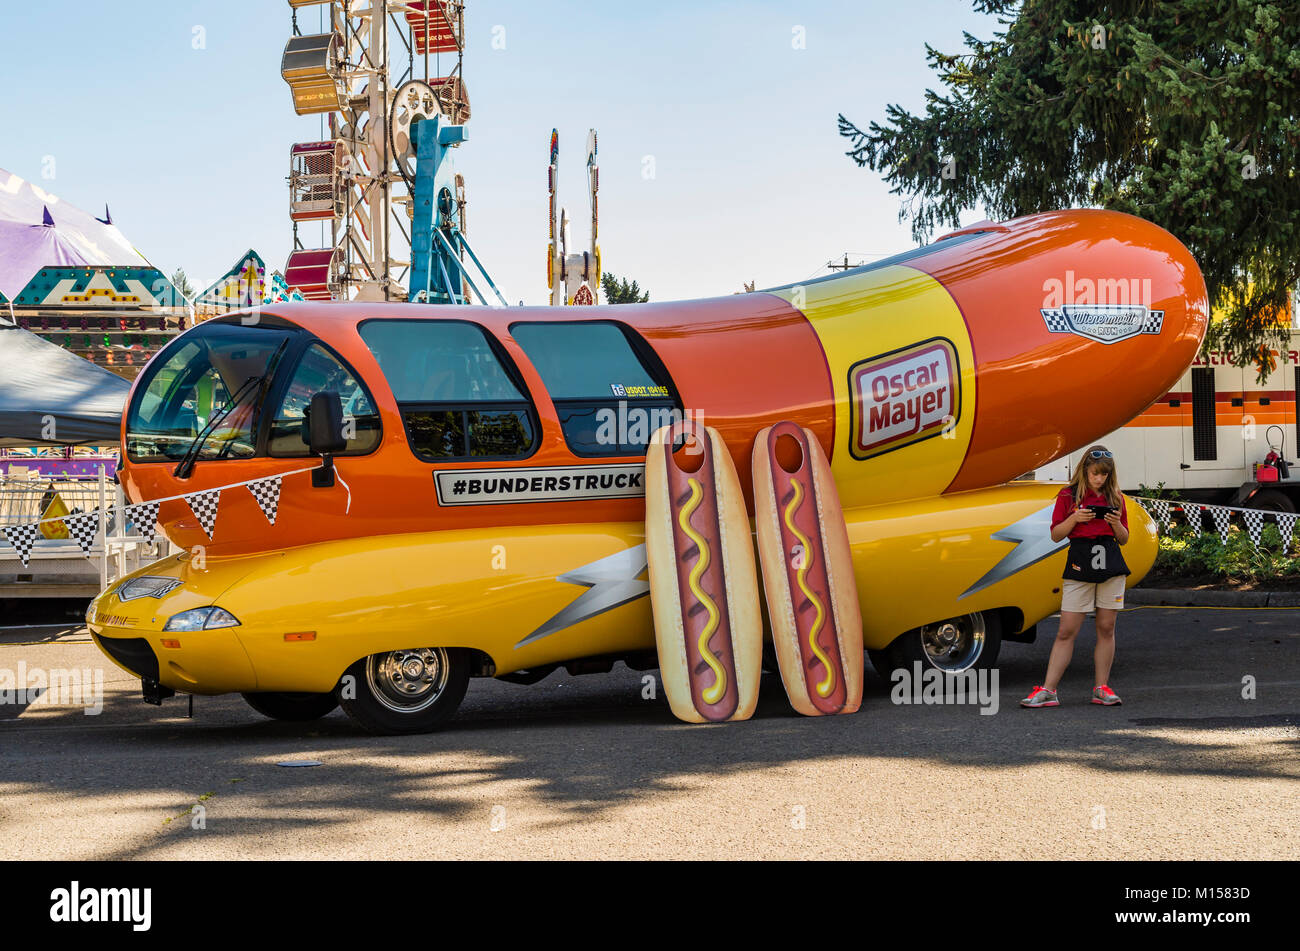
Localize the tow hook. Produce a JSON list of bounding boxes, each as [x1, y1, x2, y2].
[[142, 678, 175, 706]]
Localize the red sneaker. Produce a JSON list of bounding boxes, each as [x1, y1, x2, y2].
[[1020, 686, 1059, 708], [1091, 685, 1122, 705]]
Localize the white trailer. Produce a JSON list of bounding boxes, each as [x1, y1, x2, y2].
[[1032, 328, 1300, 513]]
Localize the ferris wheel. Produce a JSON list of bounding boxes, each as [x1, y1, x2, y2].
[[280, 1, 471, 302]]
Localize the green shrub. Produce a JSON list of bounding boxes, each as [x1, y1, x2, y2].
[[1152, 517, 1300, 583]]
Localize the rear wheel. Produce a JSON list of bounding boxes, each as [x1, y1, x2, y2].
[[1249, 489, 1296, 514], [868, 611, 1002, 679], [337, 647, 470, 735], [241, 691, 340, 722]]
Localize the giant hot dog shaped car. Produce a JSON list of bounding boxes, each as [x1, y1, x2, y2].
[[87, 209, 1207, 733]]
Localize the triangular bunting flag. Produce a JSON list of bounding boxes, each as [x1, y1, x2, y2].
[[245, 476, 282, 526], [126, 501, 161, 544], [63, 509, 100, 558], [185, 489, 221, 538], [1150, 498, 1171, 532], [1185, 504, 1204, 536], [1240, 507, 1266, 550], [2, 523, 41, 567], [1206, 505, 1232, 544], [1276, 512, 1298, 554]]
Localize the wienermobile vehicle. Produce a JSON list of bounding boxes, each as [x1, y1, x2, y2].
[[87, 209, 1207, 733]]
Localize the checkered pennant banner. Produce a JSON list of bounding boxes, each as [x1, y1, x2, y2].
[[1240, 507, 1267, 549], [2, 523, 41, 567], [63, 509, 101, 558], [125, 501, 161, 544], [1205, 505, 1233, 545], [185, 489, 222, 539], [1148, 498, 1172, 531], [246, 476, 282, 526], [1276, 512, 1297, 555]]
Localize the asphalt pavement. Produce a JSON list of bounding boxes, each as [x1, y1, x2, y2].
[[0, 604, 1295, 860]]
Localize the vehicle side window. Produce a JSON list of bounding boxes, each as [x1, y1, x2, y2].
[[268, 344, 382, 456], [510, 321, 679, 456], [358, 320, 536, 461]]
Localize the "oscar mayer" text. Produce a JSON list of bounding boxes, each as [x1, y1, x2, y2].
[[850, 339, 957, 457]]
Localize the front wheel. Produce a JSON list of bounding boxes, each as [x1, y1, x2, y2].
[[868, 611, 1003, 680], [241, 691, 340, 722], [337, 647, 470, 735]]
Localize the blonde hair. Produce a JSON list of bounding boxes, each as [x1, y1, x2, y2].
[[1068, 445, 1124, 508]]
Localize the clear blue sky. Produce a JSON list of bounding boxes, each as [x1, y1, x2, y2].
[[3, 1, 996, 304]]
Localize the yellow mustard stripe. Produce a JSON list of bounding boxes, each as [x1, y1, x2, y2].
[[782, 478, 835, 698], [677, 477, 727, 705]]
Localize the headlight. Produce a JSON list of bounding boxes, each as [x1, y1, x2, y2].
[[163, 607, 241, 631], [115, 576, 184, 602]]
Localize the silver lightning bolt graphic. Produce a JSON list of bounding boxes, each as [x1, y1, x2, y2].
[[515, 544, 651, 648], [958, 501, 1068, 600]]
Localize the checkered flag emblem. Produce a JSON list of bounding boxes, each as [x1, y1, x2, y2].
[[185, 489, 222, 538], [1039, 309, 1071, 332], [1206, 505, 1233, 544], [64, 509, 100, 558], [1276, 513, 1297, 554], [1241, 508, 1267, 549], [1141, 310, 1165, 333], [246, 476, 282, 526], [2, 523, 41, 567], [126, 501, 161, 544]]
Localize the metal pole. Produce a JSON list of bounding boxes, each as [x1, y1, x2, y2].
[[456, 234, 509, 305], [96, 465, 107, 591]]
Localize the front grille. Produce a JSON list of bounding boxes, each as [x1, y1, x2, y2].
[[93, 635, 159, 680]]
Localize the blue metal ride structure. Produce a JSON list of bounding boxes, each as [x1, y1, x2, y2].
[[408, 115, 506, 306]]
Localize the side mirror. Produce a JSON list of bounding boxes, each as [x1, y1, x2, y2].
[[306, 392, 346, 487]]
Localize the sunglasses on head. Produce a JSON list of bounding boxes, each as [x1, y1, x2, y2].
[[1088, 450, 1113, 459]]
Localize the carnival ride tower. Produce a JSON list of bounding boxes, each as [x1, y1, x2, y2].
[[547, 129, 600, 305], [281, 1, 470, 302]]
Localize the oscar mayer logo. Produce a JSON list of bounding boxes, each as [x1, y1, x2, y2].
[[848, 337, 959, 460]]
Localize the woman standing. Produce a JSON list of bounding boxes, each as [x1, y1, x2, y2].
[[1021, 446, 1130, 708]]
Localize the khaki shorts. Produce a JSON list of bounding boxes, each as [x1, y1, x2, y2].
[[1061, 576, 1127, 613]]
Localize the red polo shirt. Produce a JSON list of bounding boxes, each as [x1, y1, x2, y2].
[[1051, 487, 1128, 539]]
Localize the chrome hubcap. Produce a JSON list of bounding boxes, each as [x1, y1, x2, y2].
[[367, 648, 450, 713], [920, 614, 985, 672]]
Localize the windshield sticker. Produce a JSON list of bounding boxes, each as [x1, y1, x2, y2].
[[434, 464, 645, 506], [610, 383, 670, 398]]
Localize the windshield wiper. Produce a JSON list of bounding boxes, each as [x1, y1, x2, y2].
[[172, 341, 288, 479]]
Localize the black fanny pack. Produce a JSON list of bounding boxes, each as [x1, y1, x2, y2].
[[1062, 535, 1130, 583]]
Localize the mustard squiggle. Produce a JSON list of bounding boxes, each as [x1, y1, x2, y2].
[[677, 477, 727, 705], [783, 478, 835, 698]]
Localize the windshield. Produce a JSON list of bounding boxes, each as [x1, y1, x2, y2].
[[126, 323, 294, 463]]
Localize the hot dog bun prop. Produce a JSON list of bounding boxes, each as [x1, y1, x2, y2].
[[752, 422, 863, 716], [645, 422, 762, 723]]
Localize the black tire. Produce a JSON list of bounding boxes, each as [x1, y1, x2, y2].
[[868, 611, 1003, 680], [1249, 489, 1296, 514], [241, 691, 340, 722], [337, 647, 470, 735]]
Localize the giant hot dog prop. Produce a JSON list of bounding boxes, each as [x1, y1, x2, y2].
[[753, 422, 863, 716], [645, 422, 762, 723]]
